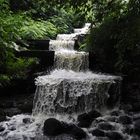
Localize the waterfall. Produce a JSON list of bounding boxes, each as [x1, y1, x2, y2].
[[49, 40, 75, 51], [33, 70, 121, 116], [33, 23, 122, 116], [53, 51, 89, 71], [49, 25, 90, 71]]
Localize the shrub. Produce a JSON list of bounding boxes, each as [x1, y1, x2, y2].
[[19, 19, 58, 39], [86, 15, 140, 81]]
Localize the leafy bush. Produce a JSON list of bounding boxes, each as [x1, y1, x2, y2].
[[19, 19, 58, 39], [0, 46, 37, 87], [0, 12, 39, 87], [48, 8, 74, 33], [0, 0, 90, 88], [87, 15, 140, 81]]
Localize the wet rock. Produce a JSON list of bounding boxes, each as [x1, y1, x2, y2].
[[43, 118, 66, 136], [0, 125, 5, 132], [106, 131, 124, 140], [123, 125, 134, 135], [8, 126, 16, 131], [94, 118, 106, 124], [23, 118, 31, 124], [134, 119, 140, 136], [110, 110, 122, 116], [67, 124, 87, 140], [77, 121, 90, 128], [78, 110, 101, 128], [91, 129, 105, 137], [98, 122, 115, 131], [118, 115, 132, 125], [133, 114, 140, 121], [105, 116, 118, 122]]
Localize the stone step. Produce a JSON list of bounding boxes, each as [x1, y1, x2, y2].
[[16, 39, 80, 51], [16, 39, 50, 50], [15, 50, 54, 69]]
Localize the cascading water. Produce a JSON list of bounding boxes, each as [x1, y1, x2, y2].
[[53, 51, 89, 71], [49, 26, 90, 71], [0, 23, 125, 140], [33, 70, 121, 116], [33, 23, 121, 116]]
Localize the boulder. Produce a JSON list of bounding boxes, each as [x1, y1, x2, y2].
[[23, 118, 32, 124], [98, 122, 115, 131], [123, 125, 133, 135], [106, 131, 124, 140], [110, 110, 122, 116], [0, 125, 5, 132], [67, 124, 87, 140], [118, 115, 132, 125], [78, 110, 101, 128], [105, 116, 118, 122], [43, 118, 66, 136], [43, 118, 86, 139], [91, 129, 105, 137]]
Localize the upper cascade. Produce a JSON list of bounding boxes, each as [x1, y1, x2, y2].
[[74, 23, 91, 34], [56, 23, 91, 41], [49, 40, 75, 51], [49, 23, 91, 71]]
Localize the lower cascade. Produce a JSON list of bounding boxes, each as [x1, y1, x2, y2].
[[2, 23, 138, 140], [33, 69, 121, 116]]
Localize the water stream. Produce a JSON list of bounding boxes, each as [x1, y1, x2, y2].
[[0, 23, 126, 140]]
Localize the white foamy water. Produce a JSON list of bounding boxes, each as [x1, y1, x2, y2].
[[49, 24, 90, 71], [56, 23, 91, 41], [74, 23, 91, 34], [54, 51, 89, 71], [35, 69, 121, 86], [0, 115, 37, 140], [33, 69, 121, 116], [49, 40, 75, 51], [56, 33, 79, 41], [0, 114, 77, 140], [0, 110, 135, 140]]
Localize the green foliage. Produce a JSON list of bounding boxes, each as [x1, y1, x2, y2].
[[19, 19, 58, 39], [0, 56, 37, 87], [49, 8, 74, 33], [0, 0, 9, 12], [87, 12, 140, 80], [128, 0, 140, 16], [0, 0, 78, 88], [0, 13, 24, 43], [86, 0, 140, 81], [92, 0, 127, 23]]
